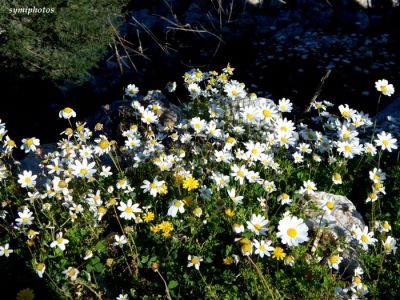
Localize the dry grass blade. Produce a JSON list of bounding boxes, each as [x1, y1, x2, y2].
[[130, 16, 173, 54]]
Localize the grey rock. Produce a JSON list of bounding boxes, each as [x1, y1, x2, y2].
[[19, 143, 57, 185], [304, 192, 365, 277]]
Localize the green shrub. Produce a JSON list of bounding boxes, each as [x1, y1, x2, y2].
[[0, 0, 129, 83]]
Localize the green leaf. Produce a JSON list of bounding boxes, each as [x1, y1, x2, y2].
[[91, 256, 100, 265], [86, 264, 93, 272], [94, 263, 105, 273], [168, 280, 179, 289], [141, 255, 149, 264], [95, 242, 106, 253]]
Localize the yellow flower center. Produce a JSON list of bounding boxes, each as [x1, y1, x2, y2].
[[354, 277, 361, 284], [380, 85, 389, 93], [259, 245, 266, 251], [361, 235, 369, 243], [24, 177, 31, 184], [226, 137, 235, 144], [67, 268, 77, 277], [194, 208, 202, 215], [281, 193, 289, 199], [254, 223, 262, 231], [263, 109, 271, 117], [150, 183, 157, 189], [237, 170, 244, 177], [174, 201, 182, 208], [58, 181, 67, 188], [22, 217, 29, 223], [384, 243, 392, 250], [246, 113, 255, 120], [63, 107, 72, 113], [383, 222, 390, 229], [382, 139, 389, 146], [80, 168, 88, 175], [373, 183, 382, 190], [287, 228, 298, 238], [98, 140, 109, 150], [56, 237, 64, 244], [191, 256, 200, 265], [342, 111, 350, 118], [344, 145, 352, 152], [326, 201, 334, 210], [125, 207, 133, 214], [329, 255, 339, 264], [36, 263, 45, 271]]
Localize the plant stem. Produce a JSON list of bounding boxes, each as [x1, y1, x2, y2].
[[155, 269, 172, 300], [247, 256, 276, 300]]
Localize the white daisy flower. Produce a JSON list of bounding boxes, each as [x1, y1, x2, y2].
[[141, 110, 158, 125], [63, 267, 79, 281], [224, 81, 246, 100], [15, 208, 34, 226], [382, 236, 397, 254], [125, 84, 139, 97], [35, 263, 46, 278], [247, 214, 269, 236], [278, 193, 292, 205], [50, 232, 69, 251], [277, 215, 309, 247], [327, 254, 343, 270], [278, 98, 293, 113], [20, 137, 40, 153], [374, 131, 397, 152], [0, 243, 13, 257], [71, 158, 96, 179], [167, 199, 185, 217], [332, 173, 342, 185], [355, 226, 377, 250], [253, 239, 274, 258], [94, 135, 112, 155], [190, 117, 206, 133], [187, 83, 201, 97], [17, 170, 37, 188], [59, 107, 77, 119], [232, 223, 245, 234], [375, 79, 395, 96], [113, 235, 128, 248], [117, 200, 142, 221], [187, 255, 203, 270], [230, 164, 248, 185]]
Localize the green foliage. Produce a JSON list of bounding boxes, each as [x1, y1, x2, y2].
[[0, 0, 129, 82]]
